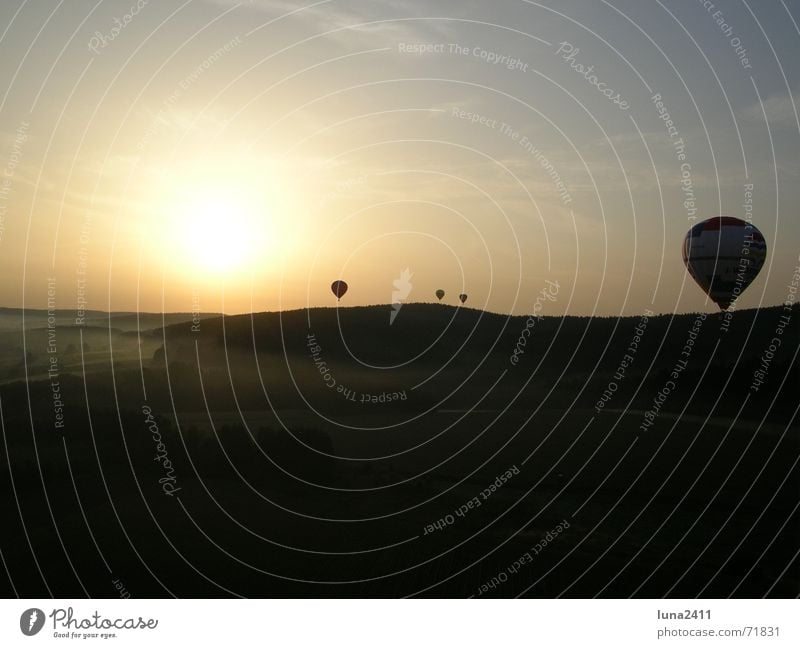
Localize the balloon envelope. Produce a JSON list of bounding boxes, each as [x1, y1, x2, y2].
[[682, 216, 766, 310], [331, 280, 348, 300], [435, 289, 445, 301], [458, 293, 468, 304]]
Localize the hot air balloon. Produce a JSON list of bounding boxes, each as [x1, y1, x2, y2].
[[682, 216, 766, 310], [458, 293, 468, 304], [331, 280, 348, 300], [435, 289, 445, 301]]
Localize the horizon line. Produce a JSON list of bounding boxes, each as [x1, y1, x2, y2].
[[1, 301, 794, 321]]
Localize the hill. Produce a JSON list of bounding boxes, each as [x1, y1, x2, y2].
[[0, 306, 221, 332], [151, 302, 798, 421], [0, 303, 796, 597]]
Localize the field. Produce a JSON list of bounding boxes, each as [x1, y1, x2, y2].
[[0, 304, 796, 597]]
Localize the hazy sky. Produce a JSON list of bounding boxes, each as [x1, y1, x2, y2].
[[0, 0, 798, 316]]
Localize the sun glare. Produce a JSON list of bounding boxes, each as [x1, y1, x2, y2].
[[152, 160, 296, 280], [176, 189, 261, 272]]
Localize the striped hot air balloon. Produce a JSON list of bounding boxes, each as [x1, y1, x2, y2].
[[682, 216, 766, 310]]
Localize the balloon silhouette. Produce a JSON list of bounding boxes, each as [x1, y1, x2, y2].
[[458, 293, 468, 304], [682, 216, 766, 310], [435, 289, 445, 301], [330, 280, 348, 300]]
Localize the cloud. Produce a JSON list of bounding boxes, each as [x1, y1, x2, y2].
[[740, 91, 800, 130], [203, 0, 455, 49]]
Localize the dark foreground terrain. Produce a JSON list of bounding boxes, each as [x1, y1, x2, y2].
[[0, 304, 797, 597]]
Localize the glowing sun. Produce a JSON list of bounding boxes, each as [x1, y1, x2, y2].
[[148, 156, 299, 281], [175, 189, 262, 273]]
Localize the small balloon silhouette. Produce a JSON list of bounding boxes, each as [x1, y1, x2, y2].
[[435, 289, 445, 301], [458, 293, 468, 304], [331, 280, 348, 300]]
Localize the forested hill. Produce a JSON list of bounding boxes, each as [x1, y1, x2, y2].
[[150, 303, 797, 421]]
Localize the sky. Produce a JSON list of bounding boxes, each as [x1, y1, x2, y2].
[[0, 0, 798, 316]]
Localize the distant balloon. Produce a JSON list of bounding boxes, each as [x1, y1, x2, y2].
[[330, 280, 348, 300], [435, 289, 445, 301], [682, 216, 766, 310], [458, 293, 468, 304]]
